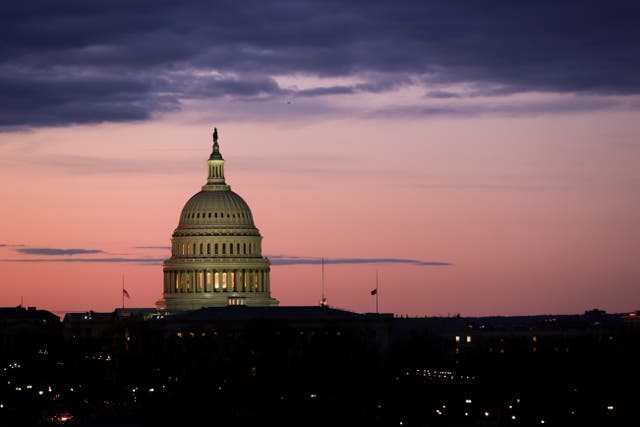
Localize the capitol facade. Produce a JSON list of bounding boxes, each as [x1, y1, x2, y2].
[[157, 129, 278, 311]]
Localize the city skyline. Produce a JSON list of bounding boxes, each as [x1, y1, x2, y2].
[[1, 1, 639, 316]]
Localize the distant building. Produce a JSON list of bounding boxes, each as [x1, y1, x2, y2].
[[157, 129, 278, 311], [0, 306, 60, 358]]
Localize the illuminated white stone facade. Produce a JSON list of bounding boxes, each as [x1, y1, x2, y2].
[[157, 129, 278, 311]]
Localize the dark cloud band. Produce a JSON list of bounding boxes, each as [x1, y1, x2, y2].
[[16, 248, 104, 256], [1, 0, 638, 128], [3, 254, 450, 267], [1, 257, 163, 265], [269, 256, 451, 267]]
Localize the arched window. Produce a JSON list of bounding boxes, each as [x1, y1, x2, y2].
[[222, 243, 226, 255], [230, 244, 233, 255], [200, 243, 203, 255], [214, 243, 218, 255], [192, 243, 196, 255], [207, 243, 210, 255]]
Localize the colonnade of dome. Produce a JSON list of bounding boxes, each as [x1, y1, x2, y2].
[[157, 129, 278, 311]]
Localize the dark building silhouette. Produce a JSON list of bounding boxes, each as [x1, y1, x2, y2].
[[1, 305, 639, 426]]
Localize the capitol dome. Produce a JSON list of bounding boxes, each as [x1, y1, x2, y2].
[[157, 129, 278, 311], [178, 190, 255, 228]]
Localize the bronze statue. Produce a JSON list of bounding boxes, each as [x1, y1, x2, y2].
[[213, 127, 218, 143]]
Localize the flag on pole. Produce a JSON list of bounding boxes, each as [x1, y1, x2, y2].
[[370, 288, 377, 296], [123, 288, 130, 299]]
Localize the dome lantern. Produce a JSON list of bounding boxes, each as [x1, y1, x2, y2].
[[205, 127, 227, 188]]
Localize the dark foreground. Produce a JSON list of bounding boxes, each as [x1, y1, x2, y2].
[[1, 306, 638, 426]]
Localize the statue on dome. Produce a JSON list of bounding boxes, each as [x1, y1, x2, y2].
[[213, 128, 218, 143]]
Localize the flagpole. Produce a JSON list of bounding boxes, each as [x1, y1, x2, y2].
[[321, 257, 327, 307], [122, 275, 125, 310]]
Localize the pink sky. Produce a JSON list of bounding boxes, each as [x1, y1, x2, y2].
[[1, 111, 639, 317]]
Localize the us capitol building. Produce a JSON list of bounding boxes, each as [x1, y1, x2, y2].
[[157, 129, 279, 311]]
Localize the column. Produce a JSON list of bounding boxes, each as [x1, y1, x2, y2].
[[266, 271, 270, 293]]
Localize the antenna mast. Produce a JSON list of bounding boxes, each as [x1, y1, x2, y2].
[[320, 257, 327, 307]]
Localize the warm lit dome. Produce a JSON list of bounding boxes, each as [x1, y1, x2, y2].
[[157, 128, 278, 311]]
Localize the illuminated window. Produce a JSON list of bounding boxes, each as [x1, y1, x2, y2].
[[181, 244, 185, 255], [198, 272, 204, 290], [214, 272, 220, 289], [222, 272, 227, 289], [206, 272, 212, 286], [455, 336, 461, 343], [532, 336, 537, 343], [228, 297, 246, 306], [466, 336, 472, 343], [230, 272, 235, 291]]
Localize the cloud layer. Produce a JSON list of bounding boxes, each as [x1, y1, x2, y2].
[[3, 246, 450, 267], [267, 256, 451, 267], [16, 248, 104, 256], [2, 1, 638, 128]]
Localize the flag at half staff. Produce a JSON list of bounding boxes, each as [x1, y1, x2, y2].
[[370, 288, 377, 296], [123, 289, 130, 299]]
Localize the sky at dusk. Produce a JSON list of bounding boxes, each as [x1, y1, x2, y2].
[[1, 1, 639, 317]]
